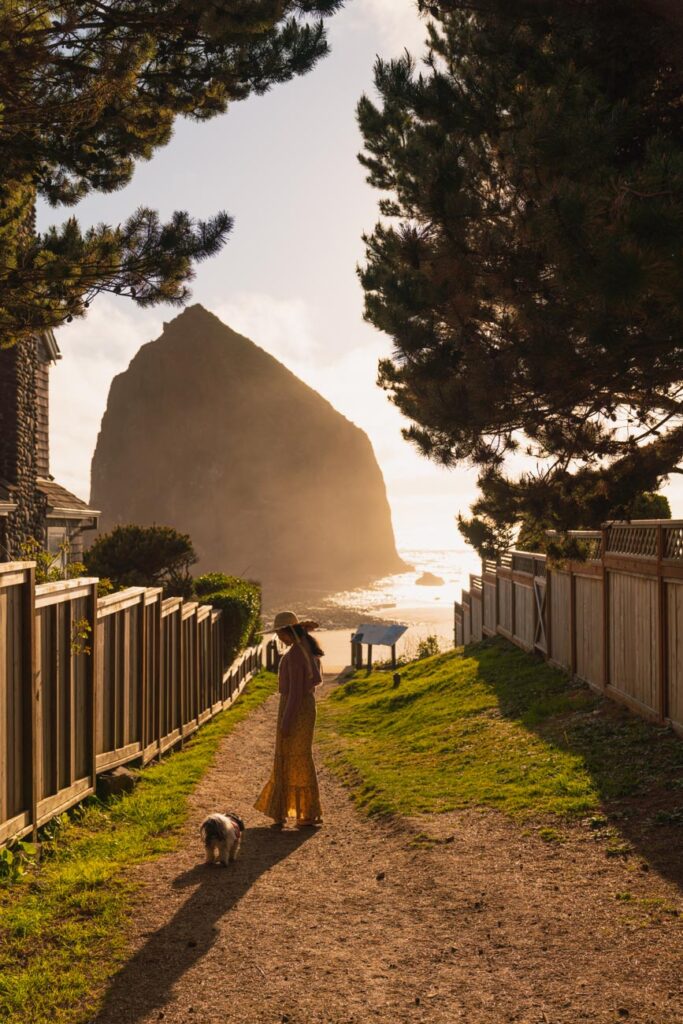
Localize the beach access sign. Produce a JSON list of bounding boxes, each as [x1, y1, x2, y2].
[[352, 624, 408, 647]]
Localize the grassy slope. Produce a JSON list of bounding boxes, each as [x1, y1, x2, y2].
[[318, 639, 683, 820], [0, 672, 277, 1024]]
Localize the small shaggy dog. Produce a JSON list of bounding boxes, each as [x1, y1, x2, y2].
[[200, 811, 245, 866]]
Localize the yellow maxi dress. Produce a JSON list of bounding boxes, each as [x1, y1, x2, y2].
[[255, 642, 323, 823]]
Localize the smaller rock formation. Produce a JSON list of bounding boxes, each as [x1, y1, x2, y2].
[[416, 571, 445, 586]]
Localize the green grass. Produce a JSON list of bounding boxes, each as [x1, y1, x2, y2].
[[318, 639, 683, 820], [0, 671, 277, 1024]]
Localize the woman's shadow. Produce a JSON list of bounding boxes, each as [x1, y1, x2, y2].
[[95, 825, 314, 1023]]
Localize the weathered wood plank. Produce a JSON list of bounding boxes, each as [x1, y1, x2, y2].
[[0, 589, 8, 826], [609, 572, 659, 715], [667, 581, 683, 733], [575, 576, 603, 689], [513, 583, 534, 650], [548, 573, 573, 675], [95, 741, 142, 773], [37, 778, 93, 825], [36, 580, 99, 609], [0, 572, 29, 591]]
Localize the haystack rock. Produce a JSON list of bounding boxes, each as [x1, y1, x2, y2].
[[90, 305, 406, 600]]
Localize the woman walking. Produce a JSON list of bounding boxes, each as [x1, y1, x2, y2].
[[255, 611, 324, 828]]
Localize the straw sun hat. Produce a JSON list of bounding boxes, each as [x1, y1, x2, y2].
[[264, 610, 320, 633]]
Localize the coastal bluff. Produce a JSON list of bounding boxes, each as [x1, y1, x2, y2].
[[90, 305, 406, 599]]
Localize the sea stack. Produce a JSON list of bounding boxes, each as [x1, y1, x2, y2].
[[90, 305, 405, 600]]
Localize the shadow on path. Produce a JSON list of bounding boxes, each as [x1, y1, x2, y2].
[[95, 826, 314, 1024], [471, 638, 683, 892]]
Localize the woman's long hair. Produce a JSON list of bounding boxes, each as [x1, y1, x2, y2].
[[285, 624, 324, 657]]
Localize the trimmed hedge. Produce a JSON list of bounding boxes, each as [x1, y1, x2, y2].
[[195, 573, 261, 661]]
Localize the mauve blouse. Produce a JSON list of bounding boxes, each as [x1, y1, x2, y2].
[[278, 641, 323, 735]]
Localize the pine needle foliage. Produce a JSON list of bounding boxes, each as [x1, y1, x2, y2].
[[0, 0, 343, 347], [358, 0, 683, 555]]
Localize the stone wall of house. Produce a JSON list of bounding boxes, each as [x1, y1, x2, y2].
[[0, 337, 46, 557]]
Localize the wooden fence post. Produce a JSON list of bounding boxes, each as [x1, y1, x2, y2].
[[88, 581, 99, 803], [511, 568, 517, 642], [602, 527, 610, 691], [155, 595, 163, 759], [177, 606, 184, 747], [569, 568, 577, 678], [194, 609, 201, 727], [545, 568, 552, 663], [657, 524, 668, 722], [65, 595, 76, 792], [24, 567, 38, 841], [138, 591, 147, 757]]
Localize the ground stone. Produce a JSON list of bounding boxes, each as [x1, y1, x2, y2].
[[98, 766, 138, 797]]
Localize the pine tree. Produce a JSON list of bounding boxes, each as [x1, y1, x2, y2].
[[358, 0, 683, 556], [0, 0, 342, 347]]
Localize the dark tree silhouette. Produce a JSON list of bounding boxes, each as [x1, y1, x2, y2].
[[359, 0, 683, 555], [0, 0, 343, 347]]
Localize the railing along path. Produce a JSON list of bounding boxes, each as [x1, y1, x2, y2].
[[454, 521, 683, 737], [0, 567, 264, 847]]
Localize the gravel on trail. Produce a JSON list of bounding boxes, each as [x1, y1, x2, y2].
[[94, 679, 683, 1024]]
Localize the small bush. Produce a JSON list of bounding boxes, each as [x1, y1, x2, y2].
[[198, 576, 262, 661], [416, 634, 440, 659], [0, 841, 38, 886], [194, 572, 243, 597], [84, 524, 197, 595]]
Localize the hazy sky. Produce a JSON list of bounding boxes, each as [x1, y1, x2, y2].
[[43, 0, 681, 553]]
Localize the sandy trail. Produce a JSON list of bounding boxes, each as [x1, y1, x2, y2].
[[94, 679, 683, 1024]]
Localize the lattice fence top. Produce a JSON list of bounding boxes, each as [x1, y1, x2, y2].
[[664, 525, 683, 561], [512, 553, 536, 574], [566, 531, 603, 560], [511, 551, 547, 576], [607, 525, 658, 558], [584, 536, 603, 560]]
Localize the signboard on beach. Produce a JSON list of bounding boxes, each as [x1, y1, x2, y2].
[[351, 623, 408, 647]]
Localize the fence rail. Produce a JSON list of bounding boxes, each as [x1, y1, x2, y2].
[[0, 564, 264, 847], [454, 521, 683, 737]]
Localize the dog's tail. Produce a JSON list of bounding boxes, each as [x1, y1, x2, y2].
[[226, 811, 245, 833]]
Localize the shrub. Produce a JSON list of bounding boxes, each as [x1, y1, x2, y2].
[[197, 576, 262, 662], [85, 524, 197, 595], [20, 538, 112, 595], [194, 572, 242, 598], [416, 635, 440, 660]]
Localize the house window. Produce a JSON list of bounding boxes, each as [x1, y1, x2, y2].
[[47, 527, 68, 573]]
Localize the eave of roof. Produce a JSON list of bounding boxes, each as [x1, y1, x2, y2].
[[37, 478, 100, 519], [39, 329, 61, 363]]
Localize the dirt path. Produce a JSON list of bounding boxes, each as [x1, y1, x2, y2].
[[95, 679, 683, 1024]]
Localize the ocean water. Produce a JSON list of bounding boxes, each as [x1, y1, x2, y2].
[[317, 547, 481, 671]]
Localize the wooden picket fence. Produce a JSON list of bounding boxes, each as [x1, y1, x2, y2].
[[454, 520, 683, 737], [0, 563, 265, 847]]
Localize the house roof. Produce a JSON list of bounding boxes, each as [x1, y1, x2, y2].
[[38, 329, 61, 364], [37, 478, 100, 520]]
